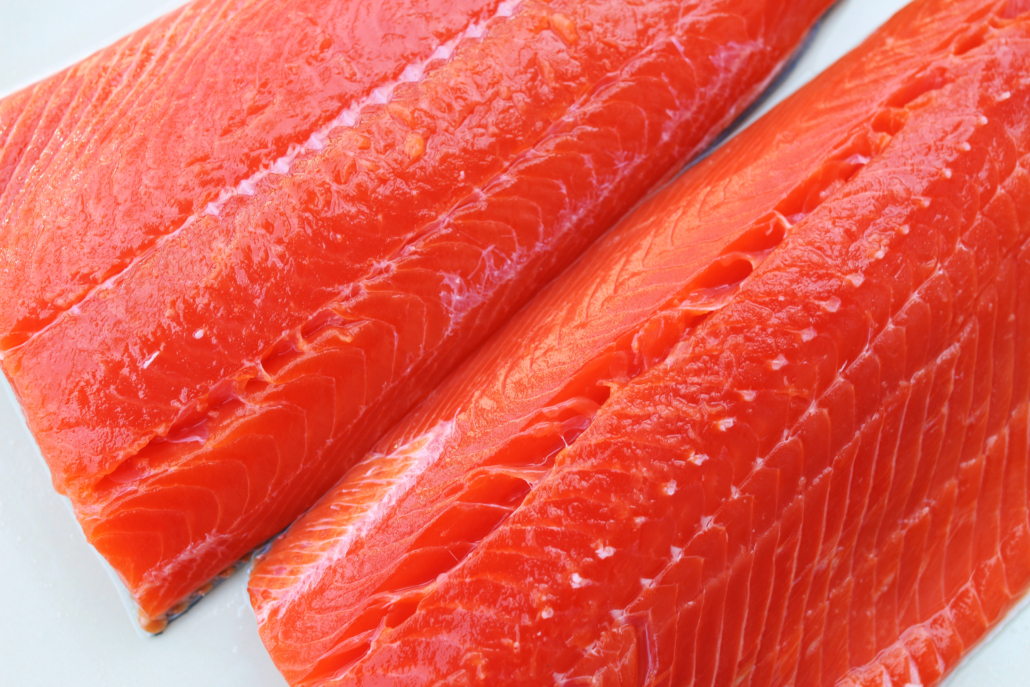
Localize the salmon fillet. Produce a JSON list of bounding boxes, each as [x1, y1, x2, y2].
[[249, 0, 1030, 684], [0, 0, 832, 628]]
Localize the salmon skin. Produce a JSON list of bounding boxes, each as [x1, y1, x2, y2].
[[0, 0, 833, 629], [250, 0, 1030, 684]]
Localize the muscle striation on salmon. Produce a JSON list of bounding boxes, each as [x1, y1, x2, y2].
[[0, 0, 832, 629], [249, 0, 1030, 684]]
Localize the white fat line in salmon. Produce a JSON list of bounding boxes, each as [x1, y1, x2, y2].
[[252, 419, 456, 626], [8, 0, 523, 356], [201, 0, 522, 219]]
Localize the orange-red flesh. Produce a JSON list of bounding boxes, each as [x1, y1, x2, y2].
[[250, 0, 1030, 684], [0, 0, 831, 626]]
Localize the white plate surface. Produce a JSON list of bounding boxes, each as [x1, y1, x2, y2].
[[0, 0, 1028, 685]]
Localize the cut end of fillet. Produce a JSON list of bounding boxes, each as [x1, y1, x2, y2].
[[136, 557, 246, 634]]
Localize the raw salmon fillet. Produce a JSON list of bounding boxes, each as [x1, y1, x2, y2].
[[250, 0, 1030, 684], [0, 0, 833, 628]]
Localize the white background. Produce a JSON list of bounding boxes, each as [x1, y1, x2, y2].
[[0, 0, 1027, 685]]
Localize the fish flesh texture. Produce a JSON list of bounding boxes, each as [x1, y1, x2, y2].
[[0, 0, 833, 631], [252, 0, 1030, 680], [0, 0, 832, 629], [249, 0, 1030, 684]]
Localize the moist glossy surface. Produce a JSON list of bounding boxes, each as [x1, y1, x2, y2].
[[250, 1, 1030, 684], [6, 2, 1029, 687], [0, 0, 832, 626]]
